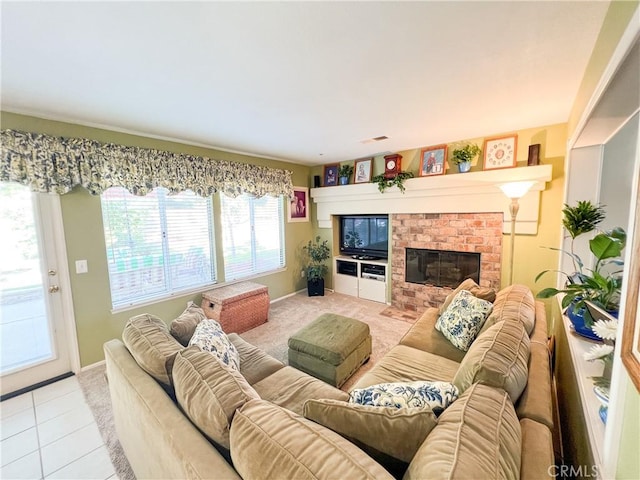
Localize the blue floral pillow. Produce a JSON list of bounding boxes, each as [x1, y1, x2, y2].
[[348, 381, 459, 416], [435, 289, 493, 351], [189, 319, 240, 371]]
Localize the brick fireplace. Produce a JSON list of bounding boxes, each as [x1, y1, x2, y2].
[[391, 213, 503, 313]]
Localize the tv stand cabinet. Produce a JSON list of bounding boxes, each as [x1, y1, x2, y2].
[[333, 256, 388, 304]]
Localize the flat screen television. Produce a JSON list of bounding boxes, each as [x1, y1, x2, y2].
[[339, 215, 389, 259]]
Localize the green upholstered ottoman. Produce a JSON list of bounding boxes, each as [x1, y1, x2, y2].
[[288, 313, 372, 388]]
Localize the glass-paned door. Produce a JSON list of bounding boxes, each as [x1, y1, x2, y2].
[[0, 182, 73, 396]]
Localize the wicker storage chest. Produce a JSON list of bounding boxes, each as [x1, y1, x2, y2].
[[200, 281, 269, 334]]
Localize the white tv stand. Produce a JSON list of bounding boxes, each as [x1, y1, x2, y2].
[[333, 256, 388, 304]]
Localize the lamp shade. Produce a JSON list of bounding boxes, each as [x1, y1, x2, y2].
[[499, 181, 535, 199]]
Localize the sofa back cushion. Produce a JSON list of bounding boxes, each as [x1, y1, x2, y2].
[[230, 399, 394, 480], [405, 383, 521, 480], [453, 320, 530, 403], [170, 301, 207, 346], [304, 398, 438, 464], [172, 347, 259, 450], [439, 278, 497, 314], [481, 284, 536, 336], [122, 313, 183, 387]]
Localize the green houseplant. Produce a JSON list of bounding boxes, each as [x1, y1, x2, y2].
[[338, 164, 354, 185], [371, 171, 414, 193], [536, 201, 626, 334], [451, 144, 481, 173], [303, 235, 331, 296]]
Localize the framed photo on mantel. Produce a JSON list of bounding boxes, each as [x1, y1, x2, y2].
[[483, 134, 518, 170]]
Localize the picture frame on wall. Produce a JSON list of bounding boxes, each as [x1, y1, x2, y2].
[[419, 144, 448, 177], [483, 134, 518, 170], [288, 186, 309, 223], [323, 164, 339, 186], [354, 158, 373, 183]]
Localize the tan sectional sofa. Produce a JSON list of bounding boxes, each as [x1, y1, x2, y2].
[[104, 283, 555, 479]]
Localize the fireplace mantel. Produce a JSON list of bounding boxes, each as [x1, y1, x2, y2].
[[310, 164, 552, 234]]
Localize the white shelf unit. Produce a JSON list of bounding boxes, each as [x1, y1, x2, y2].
[[333, 256, 387, 304]]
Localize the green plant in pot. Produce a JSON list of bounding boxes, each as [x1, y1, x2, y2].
[[338, 164, 354, 185], [451, 144, 481, 173], [536, 201, 626, 338], [303, 235, 331, 296]]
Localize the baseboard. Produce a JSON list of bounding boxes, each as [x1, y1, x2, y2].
[[80, 360, 106, 372]]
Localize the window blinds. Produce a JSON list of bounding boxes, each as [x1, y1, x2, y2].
[[101, 187, 215, 308], [220, 194, 285, 281]]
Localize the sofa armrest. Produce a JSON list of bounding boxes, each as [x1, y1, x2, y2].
[[104, 339, 241, 480]]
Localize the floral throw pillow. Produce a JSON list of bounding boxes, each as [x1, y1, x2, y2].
[[435, 289, 493, 351], [348, 381, 459, 416], [189, 319, 240, 371]]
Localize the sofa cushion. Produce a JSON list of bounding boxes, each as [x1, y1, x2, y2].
[[189, 319, 240, 371], [304, 398, 438, 464], [399, 308, 466, 363], [227, 333, 285, 385], [230, 399, 394, 480], [520, 418, 555, 480], [349, 381, 458, 415], [453, 320, 530, 403], [170, 301, 207, 346], [251, 366, 348, 415], [481, 284, 536, 336], [350, 345, 460, 391], [436, 290, 493, 351], [172, 347, 259, 450], [122, 313, 183, 387], [405, 383, 521, 480], [439, 278, 497, 314], [516, 341, 554, 429]]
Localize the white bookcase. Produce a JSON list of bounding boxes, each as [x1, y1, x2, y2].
[[333, 256, 387, 304]]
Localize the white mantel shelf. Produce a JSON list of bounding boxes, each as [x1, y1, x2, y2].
[[310, 164, 553, 234]]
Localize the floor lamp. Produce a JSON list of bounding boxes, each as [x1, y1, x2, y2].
[[499, 181, 535, 285]]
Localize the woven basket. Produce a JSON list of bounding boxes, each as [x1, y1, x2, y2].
[[201, 281, 269, 334]]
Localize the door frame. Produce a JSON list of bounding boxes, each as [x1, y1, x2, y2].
[[43, 193, 81, 375]]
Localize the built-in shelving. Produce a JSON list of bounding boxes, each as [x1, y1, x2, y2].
[[333, 256, 387, 304]]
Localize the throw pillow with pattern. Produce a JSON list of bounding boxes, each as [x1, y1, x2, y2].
[[349, 380, 459, 416], [189, 319, 240, 371], [435, 289, 493, 351]]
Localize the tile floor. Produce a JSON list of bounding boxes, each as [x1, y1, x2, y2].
[[1, 376, 116, 480]]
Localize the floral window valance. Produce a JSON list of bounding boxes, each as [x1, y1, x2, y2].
[[0, 129, 293, 198]]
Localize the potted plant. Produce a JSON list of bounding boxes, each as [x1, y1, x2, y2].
[[338, 164, 354, 185], [451, 144, 481, 173], [536, 201, 626, 338], [303, 235, 331, 296]]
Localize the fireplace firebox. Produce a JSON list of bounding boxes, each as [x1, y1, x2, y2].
[[405, 248, 480, 288]]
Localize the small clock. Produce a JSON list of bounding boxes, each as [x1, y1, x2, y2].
[[384, 154, 402, 179]]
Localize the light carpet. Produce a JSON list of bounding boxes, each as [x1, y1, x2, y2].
[[77, 291, 415, 477]]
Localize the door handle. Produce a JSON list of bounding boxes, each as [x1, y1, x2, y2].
[[48, 285, 60, 293]]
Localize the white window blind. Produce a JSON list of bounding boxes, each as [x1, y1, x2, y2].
[[220, 194, 285, 281], [101, 187, 215, 308]]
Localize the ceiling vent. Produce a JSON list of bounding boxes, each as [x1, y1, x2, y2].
[[361, 135, 389, 144]]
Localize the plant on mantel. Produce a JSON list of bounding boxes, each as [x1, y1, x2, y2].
[[372, 171, 414, 193]]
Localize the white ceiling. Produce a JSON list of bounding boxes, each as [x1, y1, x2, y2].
[[1, 1, 610, 166]]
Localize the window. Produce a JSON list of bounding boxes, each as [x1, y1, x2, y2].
[[101, 187, 215, 309], [220, 194, 285, 281]]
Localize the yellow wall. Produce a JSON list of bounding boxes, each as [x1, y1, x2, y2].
[[312, 123, 567, 316], [1, 111, 314, 366]]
